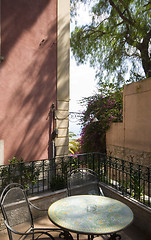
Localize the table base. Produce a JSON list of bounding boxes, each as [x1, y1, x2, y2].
[[78, 233, 121, 240], [59, 230, 73, 240], [108, 233, 121, 240]]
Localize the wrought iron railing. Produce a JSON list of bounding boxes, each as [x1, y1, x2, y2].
[[100, 154, 151, 207], [0, 152, 150, 207]]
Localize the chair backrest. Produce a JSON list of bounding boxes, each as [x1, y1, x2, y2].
[[67, 168, 104, 196], [0, 183, 33, 240]]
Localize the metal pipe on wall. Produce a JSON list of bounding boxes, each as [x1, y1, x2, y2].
[[0, 0, 4, 63], [0, 0, 1, 56]]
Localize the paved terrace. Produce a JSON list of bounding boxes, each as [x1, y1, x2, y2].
[[0, 184, 151, 240], [0, 215, 150, 240]]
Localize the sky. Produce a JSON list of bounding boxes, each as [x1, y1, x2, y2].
[[69, 55, 98, 137], [69, 3, 98, 138]]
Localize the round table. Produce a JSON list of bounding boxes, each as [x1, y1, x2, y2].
[[48, 195, 133, 238]]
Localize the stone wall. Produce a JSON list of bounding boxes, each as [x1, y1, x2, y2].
[[106, 145, 151, 168], [106, 77, 151, 167]]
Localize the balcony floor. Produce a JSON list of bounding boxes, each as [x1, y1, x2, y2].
[[0, 215, 150, 240]]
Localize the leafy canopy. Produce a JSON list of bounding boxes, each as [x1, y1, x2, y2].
[[70, 0, 151, 85], [79, 83, 123, 153]]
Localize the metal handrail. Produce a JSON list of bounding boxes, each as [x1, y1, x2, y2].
[[0, 152, 150, 207]]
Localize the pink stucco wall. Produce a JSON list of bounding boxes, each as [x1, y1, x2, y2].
[[0, 0, 57, 163]]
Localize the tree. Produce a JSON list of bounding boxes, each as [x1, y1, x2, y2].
[[70, 0, 151, 85], [80, 84, 123, 153]]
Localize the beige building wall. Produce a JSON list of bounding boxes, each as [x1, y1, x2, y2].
[[106, 77, 151, 167], [55, 0, 70, 157]]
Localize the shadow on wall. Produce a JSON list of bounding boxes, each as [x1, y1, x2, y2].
[[1, 0, 50, 60], [0, 0, 69, 163]]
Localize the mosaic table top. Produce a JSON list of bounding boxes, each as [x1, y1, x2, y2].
[[48, 195, 133, 235]]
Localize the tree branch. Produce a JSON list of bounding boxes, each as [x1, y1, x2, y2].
[[125, 25, 139, 47], [81, 20, 124, 40], [143, 1, 151, 7], [118, 0, 133, 20], [109, 0, 135, 26]]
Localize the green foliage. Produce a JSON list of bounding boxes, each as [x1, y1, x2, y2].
[[69, 132, 81, 154], [80, 84, 123, 152], [122, 171, 143, 199], [70, 0, 151, 85], [50, 175, 66, 191], [0, 157, 40, 189], [130, 171, 143, 199]]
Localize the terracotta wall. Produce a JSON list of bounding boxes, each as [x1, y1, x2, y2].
[[106, 77, 151, 167], [0, 0, 58, 164]]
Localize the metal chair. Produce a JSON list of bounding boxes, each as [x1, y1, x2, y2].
[[67, 168, 104, 240], [67, 169, 121, 240], [0, 183, 62, 240], [67, 168, 104, 197]]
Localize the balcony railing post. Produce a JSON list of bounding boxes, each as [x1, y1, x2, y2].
[[108, 156, 111, 185], [42, 160, 45, 192], [138, 165, 141, 201], [31, 161, 34, 194], [129, 162, 133, 196], [121, 160, 125, 195], [115, 158, 118, 190], [97, 153, 101, 177], [77, 155, 80, 168], [92, 153, 95, 171], [20, 161, 23, 186], [103, 154, 107, 183], [84, 154, 87, 168], [147, 167, 150, 207]]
